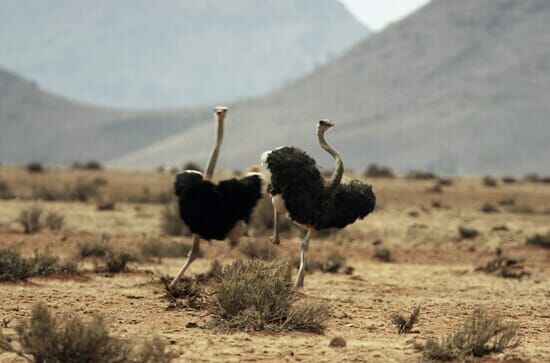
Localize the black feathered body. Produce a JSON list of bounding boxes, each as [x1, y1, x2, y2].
[[174, 171, 262, 240], [264, 147, 375, 230]]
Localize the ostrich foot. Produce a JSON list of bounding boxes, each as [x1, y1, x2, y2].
[[270, 235, 280, 245]]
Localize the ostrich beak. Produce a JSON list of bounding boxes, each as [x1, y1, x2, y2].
[[318, 119, 334, 129], [214, 106, 228, 121]]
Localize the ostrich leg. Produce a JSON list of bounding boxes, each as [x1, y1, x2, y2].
[[169, 234, 200, 288], [295, 229, 313, 288], [271, 209, 280, 244]]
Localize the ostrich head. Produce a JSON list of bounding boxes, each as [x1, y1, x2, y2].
[[214, 106, 228, 122], [317, 119, 334, 133]]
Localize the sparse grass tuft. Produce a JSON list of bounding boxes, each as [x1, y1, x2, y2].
[[0, 303, 171, 362], [239, 239, 278, 261], [422, 309, 518, 361], [526, 231, 550, 248], [17, 205, 43, 234], [475, 249, 529, 279], [501, 176, 517, 184], [390, 306, 420, 334], [0, 249, 32, 281], [208, 259, 330, 332]]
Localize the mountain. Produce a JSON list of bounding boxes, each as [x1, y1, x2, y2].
[[112, 0, 550, 175], [0, 0, 368, 109], [0, 68, 210, 164]]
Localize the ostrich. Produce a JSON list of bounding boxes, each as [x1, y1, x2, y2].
[[262, 119, 376, 287], [169, 107, 262, 288]]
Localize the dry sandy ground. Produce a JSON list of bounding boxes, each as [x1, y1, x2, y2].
[[0, 172, 549, 362]]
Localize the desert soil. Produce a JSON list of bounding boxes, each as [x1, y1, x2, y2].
[[0, 169, 549, 362]]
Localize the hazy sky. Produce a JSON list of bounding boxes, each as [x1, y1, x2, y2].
[[339, 0, 430, 31]]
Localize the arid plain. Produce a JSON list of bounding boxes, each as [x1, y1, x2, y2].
[[0, 166, 549, 362]]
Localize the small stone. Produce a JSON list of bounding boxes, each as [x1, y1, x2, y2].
[[185, 321, 198, 328], [329, 336, 347, 348]]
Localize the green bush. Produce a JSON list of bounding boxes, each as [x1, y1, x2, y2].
[[0, 303, 171, 363], [208, 260, 330, 332], [423, 309, 518, 361]]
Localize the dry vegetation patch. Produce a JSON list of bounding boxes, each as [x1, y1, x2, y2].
[[390, 306, 420, 334], [0, 303, 171, 363], [422, 309, 518, 361], [208, 260, 330, 332]]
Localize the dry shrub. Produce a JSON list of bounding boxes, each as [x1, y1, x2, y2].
[[526, 232, 550, 248], [482, 176, 498, 187], [364, 163, 395, 178], [208, 260, 330, 332], [373, 247, 393, 262], [458, 226, 479, 239], [239, 239, 278, 261], [498, 197, 515, 206], [17, 206, 43, 234], [391, 306, 420, 334], [140, 239, 193, 261], [405, 170, 438, 180], [0, 249, 79, 281], [103, 250, 133, 273], [160, 202, 190, 236], [0, 180, 14, 200], [0, 249, 32, 281], [78, 240, 111, 259], [29, 251, 80, 277], [0, 303, 171, 362], [97, 200, 116, 211], [26, 162, 44, 173], [161, 275, 207, 310], [70, 179, 100, 202], [501, 176, 517, 184], [44, 212, 64, 231], [72, 160, 103, 170], [475, 249, 529, 279], [480, 203, 499, 214], [422, 309, 518, 361]]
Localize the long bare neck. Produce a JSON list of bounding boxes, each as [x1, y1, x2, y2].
[[318, 129, 343, 194], [204, 118, 224, 181]]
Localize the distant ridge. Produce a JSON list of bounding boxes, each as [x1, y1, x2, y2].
[[0, 0, 368, 108], [112, 0, 550, 175]]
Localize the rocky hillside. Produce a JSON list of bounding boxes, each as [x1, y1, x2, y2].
[[113, 0, 550, 175]]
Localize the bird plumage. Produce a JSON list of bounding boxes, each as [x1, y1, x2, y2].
[[264, 146, 375, 230], [175, 171, 262, 240]]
